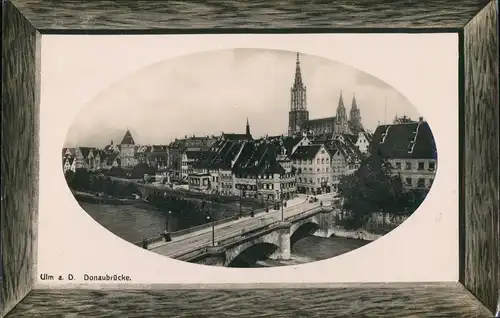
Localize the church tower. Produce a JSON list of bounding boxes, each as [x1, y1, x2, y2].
[[246, 117, 251, 137], [334, 91, 350, 134], [349, 93, 363, 133], [288, 53, 309, 136]]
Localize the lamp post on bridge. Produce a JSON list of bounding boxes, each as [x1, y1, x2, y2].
[[163, 210, 172, 242], [281, 186, 284, 221], [204, 192, 215, 247], [206, 209, 215, 247]]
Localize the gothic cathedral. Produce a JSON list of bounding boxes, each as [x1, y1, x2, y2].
[[287, 53, 364, 137]]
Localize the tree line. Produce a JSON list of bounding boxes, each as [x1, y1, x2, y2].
[[337, 152, 429, 230]]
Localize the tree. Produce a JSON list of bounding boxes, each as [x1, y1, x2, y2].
[[401, 189, 428, 214], [337, 151, 405, 228], [131, 163, 156, 180], [71, 168, 92, 191], [64, 170, 75, 187], [89, 175, 102, 194], [109, 167, 126, 178]]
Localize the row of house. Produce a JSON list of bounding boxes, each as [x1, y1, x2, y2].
[[182, 119, 437, 198], [62, 130, 169, 174], [63, 118, 437, 199]]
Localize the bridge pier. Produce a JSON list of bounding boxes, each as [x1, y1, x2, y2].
[[269, 221, 292, 261]]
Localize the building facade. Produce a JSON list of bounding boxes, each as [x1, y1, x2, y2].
[[232, 141, 297, 201], [290, 144, 332, 195], [119, 130, 138, 168], [369, 119, 437, 191]]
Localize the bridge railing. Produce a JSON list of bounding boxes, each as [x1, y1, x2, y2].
[[173, 220, 283, 261], [285, 206, 328, 223], [173, 207, 332, 261], [133, 207, 269, 248], [154, 206, 331, 258]]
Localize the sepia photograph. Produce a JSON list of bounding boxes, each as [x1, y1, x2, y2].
[[61, 47, 438, 268]]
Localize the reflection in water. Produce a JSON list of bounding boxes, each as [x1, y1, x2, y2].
[[236, 236, 370, 268]]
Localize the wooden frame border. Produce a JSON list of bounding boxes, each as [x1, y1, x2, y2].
[[2, 0, 498, 316]]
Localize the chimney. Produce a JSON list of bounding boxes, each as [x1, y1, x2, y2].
[[418, 116, 423, 122], [110, 140, 113, 145]]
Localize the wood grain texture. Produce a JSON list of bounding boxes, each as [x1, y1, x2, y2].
[[10, 0, 492, 31], [5, 283, 495, 317], [463, 0, 500, 313], [1, 1, 40, 317]]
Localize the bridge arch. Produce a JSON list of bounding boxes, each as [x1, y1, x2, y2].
[[290, 222, 320, 246], [227, 242, 280, 267], [224, 232, 283, 267]]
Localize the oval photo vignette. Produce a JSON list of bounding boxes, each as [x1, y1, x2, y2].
[[61, 48, 438, 268]]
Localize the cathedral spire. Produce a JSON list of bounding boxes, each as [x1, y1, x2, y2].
[[338, 90, 344, 108], [246, 117, 251, 136], [293, 52, 303, 88], [351, 92, 358, 110]]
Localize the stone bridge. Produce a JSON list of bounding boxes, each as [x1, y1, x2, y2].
[[175, 208, 340, 267]]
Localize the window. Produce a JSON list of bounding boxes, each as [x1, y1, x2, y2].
[[395, 162, 401, 170], [405, 162, 412, 170], [418, 162, 425, 170], [317, 178, 320, 183], [321, 158, 324, 164], [417, 178, 425, 188], [326, 168, 329, 173], [317, 158, 320, 164], [405, 177, 412, 186], [429, 162, 436, 170], [298, 177, 302, 183], [317, 168, 320, 172], [326, 158, 329, 164]]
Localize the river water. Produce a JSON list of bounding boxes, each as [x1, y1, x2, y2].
[[80, 201, 370, 265]]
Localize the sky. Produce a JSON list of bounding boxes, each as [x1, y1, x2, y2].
[[64, 48, 421, 147]]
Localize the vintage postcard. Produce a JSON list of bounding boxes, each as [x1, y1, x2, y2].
[[37, 33, 458, 286]]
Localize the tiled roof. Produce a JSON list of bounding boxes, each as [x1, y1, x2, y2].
[[103, 153, 119, 166], [281, 136, 304, 155], [222, 133, 252, 141], [326, 139, 363, 164], [208, 140, 245, 170], [369, 121, 437, 159], [192, 151, 217, 169], [78, 147, 93, 158], [310, 134, 334, 144], [360, 132, 373, 144], [120, 130, 135, 145], [343, 134, 358, 144], [289, 145, 325, 160], [151, 145, 168, 152], [63, 157, 75, 166], [103, 144, 118, 153], [184, 150, 211, 161], [232, 141, 285, 175]]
